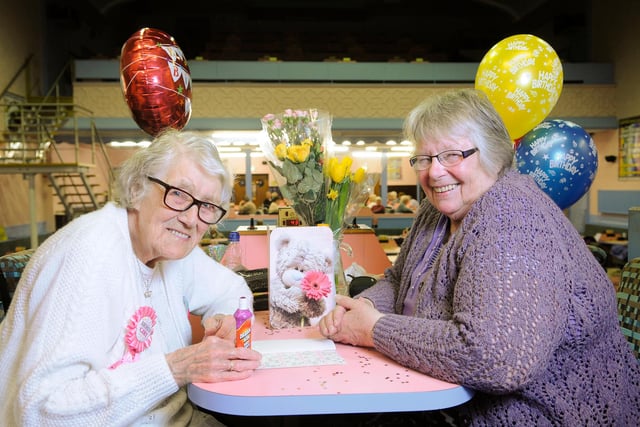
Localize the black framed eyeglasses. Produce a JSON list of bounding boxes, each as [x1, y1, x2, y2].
[[147, 176, 227, 225], [409, 148, 478, 171]]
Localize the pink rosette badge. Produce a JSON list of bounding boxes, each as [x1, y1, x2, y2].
[[301, 270, 332, 300], [110, 306, 157, 369], [126, 306, 157, 353]]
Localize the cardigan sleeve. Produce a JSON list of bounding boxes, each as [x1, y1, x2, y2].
[[181, 247, 253, 319], [356, 270, 400, 314]]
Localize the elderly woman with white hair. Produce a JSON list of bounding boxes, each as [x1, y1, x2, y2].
[[0, 130, 261, 426], [320, 89, 640, 425]]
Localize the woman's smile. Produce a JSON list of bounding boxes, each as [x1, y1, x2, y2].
[[433, 184, 459, 193]]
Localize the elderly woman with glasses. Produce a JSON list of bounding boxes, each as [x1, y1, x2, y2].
[[319, 89, 640, 425], [0, 130, 261, 426]]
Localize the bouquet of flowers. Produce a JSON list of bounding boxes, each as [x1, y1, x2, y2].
[[260, 109, 330, 226], [324, 156, 378, 295]]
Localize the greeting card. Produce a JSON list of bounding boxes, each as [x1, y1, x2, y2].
[[268, 226, 336, 329]]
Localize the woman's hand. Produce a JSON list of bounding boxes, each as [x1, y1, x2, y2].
[[202, 314, 236, 342], [318, 295, 383, 347], [166, 336, 262, 387]]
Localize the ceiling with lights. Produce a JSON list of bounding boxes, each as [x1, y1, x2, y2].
[[45, 0, 591, 63]]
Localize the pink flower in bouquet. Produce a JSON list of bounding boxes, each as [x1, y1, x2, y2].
[[301, 270, 332, 300]]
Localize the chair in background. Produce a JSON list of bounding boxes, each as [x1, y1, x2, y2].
[[587, 244, 607, 269], [616, 257, 640, 359], [0, 249, 36, 316], [609, 244, 629, 268], [348, 275, 378, 297]]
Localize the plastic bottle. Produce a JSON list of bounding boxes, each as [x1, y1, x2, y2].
[[221, 231, 246, 272], [234, 296, 252, 349]]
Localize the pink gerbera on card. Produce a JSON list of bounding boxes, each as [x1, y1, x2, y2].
[[301, 270, 332, 300]]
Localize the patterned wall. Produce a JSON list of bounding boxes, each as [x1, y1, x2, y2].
[[74, 82, 616, 122]]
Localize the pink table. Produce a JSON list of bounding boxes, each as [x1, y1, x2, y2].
[[188, 312, 474, 416]]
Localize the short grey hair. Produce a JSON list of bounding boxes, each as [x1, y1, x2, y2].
[[115, 129, 233, 209], [403, 89, 514, 176]]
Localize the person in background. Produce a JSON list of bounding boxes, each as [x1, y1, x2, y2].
[[386, 190, 398, 212], [366, 193, 378, 209], [268, 193, 286, 214], [370, 196, 386, 214], [262, 191, 275, 212], [319, 89, 640, 425], [395, 194, 415, 213], [238, 196, 257, 215], [0, 130, 261, 426]]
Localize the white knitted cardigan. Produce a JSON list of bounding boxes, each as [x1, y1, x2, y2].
[[0, 203, 251, 426]]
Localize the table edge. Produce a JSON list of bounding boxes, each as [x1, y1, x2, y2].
[[188, 383, 475, 416]]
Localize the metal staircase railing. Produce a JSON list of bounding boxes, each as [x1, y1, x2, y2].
[[0, 101, 114, 218], [1, 57, 115, 247], [2, 102, 71, 163]]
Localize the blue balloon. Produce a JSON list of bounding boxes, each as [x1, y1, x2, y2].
[[515, 119, 598, 210]]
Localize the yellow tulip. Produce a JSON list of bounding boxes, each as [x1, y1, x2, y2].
[[287, 143, 311, 163], [275, 143, 287, 160], [352, 167, 366, 184], [326, 157, 336, 176], [329, 156, 352, 183], [327, 189, 339, 200]]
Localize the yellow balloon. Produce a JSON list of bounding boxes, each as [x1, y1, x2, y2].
[[475, 34, 563, 140]]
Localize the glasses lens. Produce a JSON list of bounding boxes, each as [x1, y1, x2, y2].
[[411, 156, 431, 171], [439, 151, 463, 166], [198, 204, 223, 224], [165, 188, 193, 210]]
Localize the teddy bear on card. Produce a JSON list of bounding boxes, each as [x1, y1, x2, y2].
[[269, 229, 335, 329]]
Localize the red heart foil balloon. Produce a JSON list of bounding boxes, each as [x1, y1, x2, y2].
[[120, 28, 192, 136]]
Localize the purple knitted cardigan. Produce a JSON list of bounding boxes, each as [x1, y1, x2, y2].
[[360, 170, 640, 426]]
